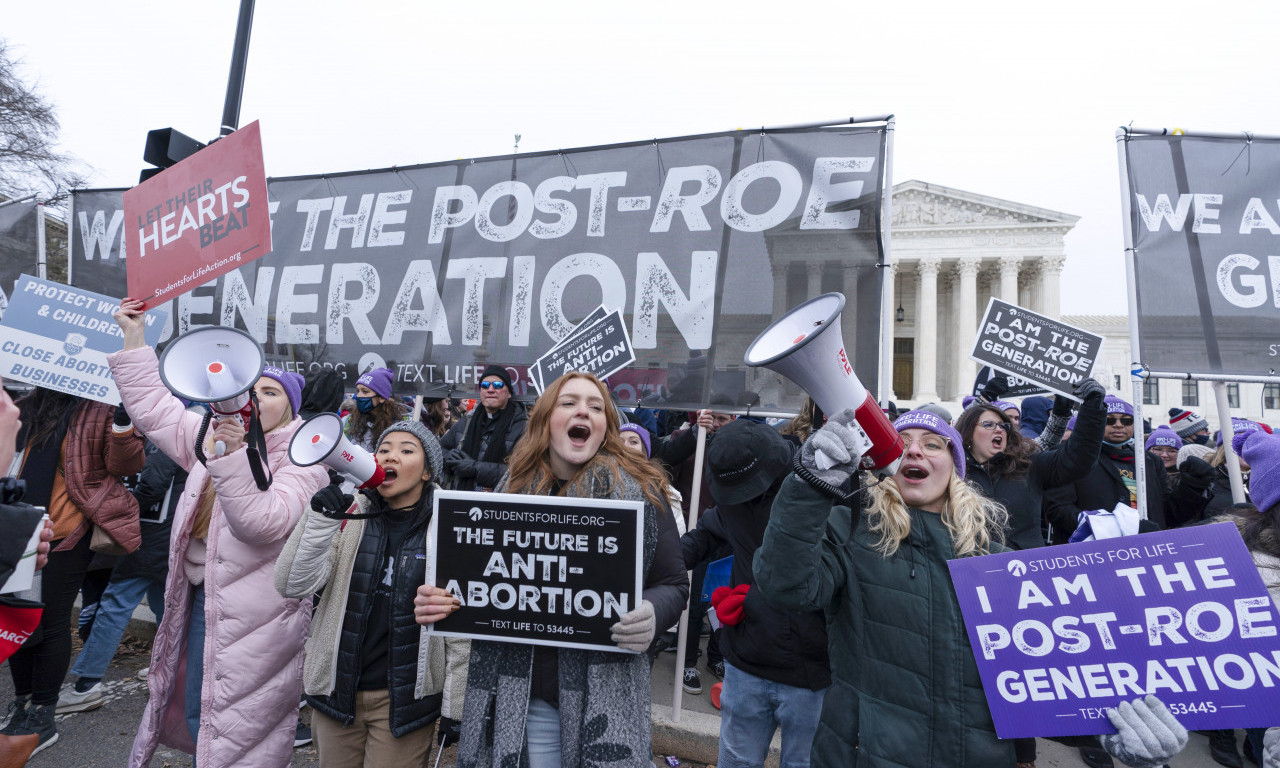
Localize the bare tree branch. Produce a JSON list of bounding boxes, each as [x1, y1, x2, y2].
[[0, 39, 90, 203]]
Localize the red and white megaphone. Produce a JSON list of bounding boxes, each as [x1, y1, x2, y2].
[[158, 326, 266, 455], [744, 292, 903, 477], [288, 413, 386, 489]]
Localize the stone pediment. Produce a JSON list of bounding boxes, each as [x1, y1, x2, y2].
[[891, 180, 1079, 229]]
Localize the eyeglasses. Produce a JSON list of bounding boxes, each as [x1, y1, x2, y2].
[[1150, 446, 1178, 454], [901, 434, 951, 457], [977, 420, 1008, 432], [1106, 416, 1134, 426], [479, 381, 506, 390]]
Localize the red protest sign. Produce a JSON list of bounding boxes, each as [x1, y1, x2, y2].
[[123, 120, 271, 306]]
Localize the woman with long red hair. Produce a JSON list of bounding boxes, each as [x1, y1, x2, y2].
[[415, 372, 688, 768]]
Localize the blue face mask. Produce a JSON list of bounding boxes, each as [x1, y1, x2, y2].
[[355, 397, 374, 414]]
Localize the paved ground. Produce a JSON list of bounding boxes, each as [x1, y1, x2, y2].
[[0, 628, 1257, 767]]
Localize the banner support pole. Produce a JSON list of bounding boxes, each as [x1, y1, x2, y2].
[[35, 203, 47, 281], [219, 0, 255, 136], [878, 118, 897, 404], [1116, 128, 1148, 521], [670, 424, 708, 723], [1212, 382, 1247, 504], [0, 194, 38, 211]]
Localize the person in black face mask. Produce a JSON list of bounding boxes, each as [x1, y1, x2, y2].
[[1168, 407, 1212, 447], [345, 368, 409, 452], [680, 419, 830, 768]]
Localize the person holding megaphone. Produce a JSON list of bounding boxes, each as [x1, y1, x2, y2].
[[274, 421, 469, 768], [107, 298, 329, 768], [753, 408, 1193, 768]]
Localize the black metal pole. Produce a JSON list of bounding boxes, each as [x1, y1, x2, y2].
[[220, 0, 256, 136]]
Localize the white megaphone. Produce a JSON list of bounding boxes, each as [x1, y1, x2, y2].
[[744, 292, 903, 477], [289, 413, 386, 489], [158, 326, 266, 456]]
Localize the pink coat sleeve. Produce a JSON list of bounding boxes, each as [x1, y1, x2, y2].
[[207, 437, 328, 546], [106, 346, 204, 472]]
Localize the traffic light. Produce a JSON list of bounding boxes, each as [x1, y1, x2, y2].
[[140, 128, 207, 183]]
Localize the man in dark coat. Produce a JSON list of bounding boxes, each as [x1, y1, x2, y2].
[[681, 419, 829, 768], [1044, 395, 1214, 541], [439, 365, 527, 491]]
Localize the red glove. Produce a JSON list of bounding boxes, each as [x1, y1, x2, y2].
[[711, 584, 751, 626]]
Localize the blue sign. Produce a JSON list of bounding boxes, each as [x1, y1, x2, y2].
[[0, 275, 167, 404], [948, 523, 1280, 738]]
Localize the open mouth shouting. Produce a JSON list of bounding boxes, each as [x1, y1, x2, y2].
[[568, 424, 592, 445], [990, 432, 1004, 451], [899, 464, 930, 482]]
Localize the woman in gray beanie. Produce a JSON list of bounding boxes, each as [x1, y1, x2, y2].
[[275, 422, 469, 767]]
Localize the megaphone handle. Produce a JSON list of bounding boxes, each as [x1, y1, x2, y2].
[[214, 441, 227, 456], [814, 450, 837, 472]]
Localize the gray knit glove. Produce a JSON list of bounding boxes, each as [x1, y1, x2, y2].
[[610, 599, 655, 652], [1099, 696, 1188, 768], [1264, 727, 1279, 768], [800, 408, 872, 485]]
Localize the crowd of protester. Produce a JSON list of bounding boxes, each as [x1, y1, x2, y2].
[[0, 302, 1278, 768]]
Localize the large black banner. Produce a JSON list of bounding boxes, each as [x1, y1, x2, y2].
[[0, 201, 40, 319], [70, 126, 887, 410], [1124, 134, 1280, 377]]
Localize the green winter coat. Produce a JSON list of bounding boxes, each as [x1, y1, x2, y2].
[[753, 474, 1014, 768]]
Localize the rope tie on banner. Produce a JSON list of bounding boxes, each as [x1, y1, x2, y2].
[[755, 128, 766, 164], [559, 151, 576, 176], [1221, 131, 1253, 176], [653, 140, 665, 185], [322, 175, 337, 196], [392, 167, 420, 190], [1130, 362, 1150, 380]]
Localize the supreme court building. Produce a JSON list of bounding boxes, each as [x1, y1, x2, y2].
[[886, 180, 1077, 403]]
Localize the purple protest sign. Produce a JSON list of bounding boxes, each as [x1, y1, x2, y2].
[[948, 523, 1280, 738]]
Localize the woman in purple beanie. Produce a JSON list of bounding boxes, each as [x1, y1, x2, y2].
[[106, 299, 328, 768], [754, 406, 1189, 768], [345, 367, 409, 452]]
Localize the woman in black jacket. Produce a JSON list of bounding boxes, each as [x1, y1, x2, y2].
[[957, 378, 1107, 552]]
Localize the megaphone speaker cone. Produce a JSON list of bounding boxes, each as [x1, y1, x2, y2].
[[159, 326, 266, 405], [289, 413, 385, 488]]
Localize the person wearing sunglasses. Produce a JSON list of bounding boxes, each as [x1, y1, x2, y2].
[[753, 408, 1189, 768], [1045, 395, 1213, 543], [439, 365, 527, 492]]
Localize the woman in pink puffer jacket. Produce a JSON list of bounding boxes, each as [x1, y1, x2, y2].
[[110, 299, 328, 768]]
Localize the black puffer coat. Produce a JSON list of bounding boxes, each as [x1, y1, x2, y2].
[[306, 497, 441, 736], [438, 404, 528, 491], [681, 483, 830, 691], [111, 443, 185, 583]]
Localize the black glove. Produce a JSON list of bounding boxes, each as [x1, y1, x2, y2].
[[444, 448, 468, 467], [310, 477, 354, 518], [437, 716, 461, 748], [1177, 456, 1215, 492], [980, 374, 1009, 401], [1073, 377, 1106, 408], [451, 456, 478, 478], [113, 404, 132, 427], [1051, 394, 1075, 417]]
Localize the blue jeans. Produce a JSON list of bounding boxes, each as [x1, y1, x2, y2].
[[525, 698, 562, 768], [185, 586, 206, 749], [719, 661, 826, 768], [70, 575, 165, 681]]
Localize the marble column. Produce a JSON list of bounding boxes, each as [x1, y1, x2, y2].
[[955, 257, 981, 393], [887, 262, 902, 401], [1040, 255, 1065, 319], [841, 264, 860, 364], [807, 261, 824, 299], [914, 257, 941, 402], [999, 255, 1021, 304], [771, 262, 788, 319]]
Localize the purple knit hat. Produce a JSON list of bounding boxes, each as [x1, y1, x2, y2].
[[357, 367, 395, 400], [1221, 417, 1264, 447], [1239, 430, 1280, 513], [991, 400, 1020, 416], [260, 365, 304, 417], [1145, 426, 1182, 451], [893, 409, 966, 479], [1104, 395, 1134, 417], [619, 422, 652, 458]]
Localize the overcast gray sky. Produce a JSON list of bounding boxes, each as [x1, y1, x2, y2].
[[5, 0, 1275, 314]]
